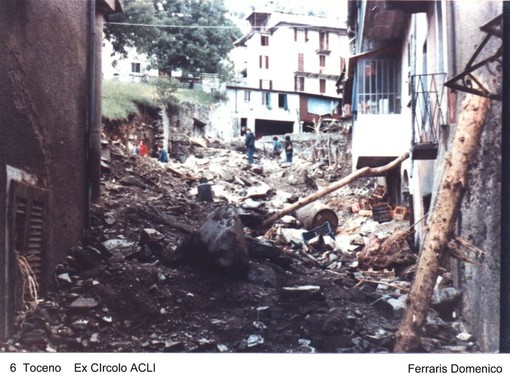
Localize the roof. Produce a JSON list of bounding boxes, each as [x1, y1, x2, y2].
[[235, 11, 346, 47], [96, 0, 123, 14]]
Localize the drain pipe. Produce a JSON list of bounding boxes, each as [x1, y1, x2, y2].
[[86, 0, 101, 221]]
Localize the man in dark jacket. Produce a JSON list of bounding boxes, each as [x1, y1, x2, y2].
[[245, 128, 255, 164], [284, 135, 293, 163]]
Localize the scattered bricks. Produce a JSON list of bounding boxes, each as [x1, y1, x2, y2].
[[371, 185, 387, 201], [351, 202, 360, 213], [392, 206, 408, 221]]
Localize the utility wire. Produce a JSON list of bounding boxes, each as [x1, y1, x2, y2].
[[105, 21, 241, 29]]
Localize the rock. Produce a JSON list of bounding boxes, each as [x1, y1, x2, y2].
[[431, 287, 462, 320], [456, 332, 473, 341], [281, 285, 322, 301], [247, 334, 264, 347], [119, 175, 146, 188], [71, 246, 105, 271], [242, 198, 265, 209], [247, 263, 277, 287], [140, 228, 165, 245], [246, 237, 282, 260], [279, 228, 307, 244], [244, 182, 271, 200], [57, 273, 72, 283], [185, 205, 250, 277], [21, 329, 48, 346], [372, 296, 395, 318], [69, 297, 99, 309], [100, 238, 138, 259]]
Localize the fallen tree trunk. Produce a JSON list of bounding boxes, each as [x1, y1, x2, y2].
[[394, 91, 490, 353], [259, 151, 410, 229]]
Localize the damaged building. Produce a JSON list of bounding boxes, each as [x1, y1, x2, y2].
[[226, 10, 350, 138], [0, 0, 122, 339], [341, 0, 502, 352]]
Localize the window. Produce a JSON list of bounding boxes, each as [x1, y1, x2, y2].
[[319, 31, 329, 51], [298, 53, 304, 72], [9, 181, 49, 296], [262, 92, 271, 108], [319, 55, 326, 67], [340, 57, 346, 72], [261, 35, 269, 46], [131, 62, 141, 73], [357, 59, 400, 114], [295, 76, 305, 92], [320, 79, 326, 94], [278, 93, 288, 110], [259, 55, 269, 69], [244, 91, 251, 102]]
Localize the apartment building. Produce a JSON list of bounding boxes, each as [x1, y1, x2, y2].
[[342, 0, 502, 352], [227, 11, 348, 138]]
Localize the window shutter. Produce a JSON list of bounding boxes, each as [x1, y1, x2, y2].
[[9, 181, 48, 297]]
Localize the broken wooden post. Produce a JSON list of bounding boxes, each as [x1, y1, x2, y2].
[[259, 151, 410, 229], [394, 91, 490, 353]]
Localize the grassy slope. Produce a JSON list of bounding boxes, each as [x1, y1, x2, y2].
[[102, 80, 224, 120]]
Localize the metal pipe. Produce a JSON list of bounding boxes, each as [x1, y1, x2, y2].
[[85, 0, 95, 225]]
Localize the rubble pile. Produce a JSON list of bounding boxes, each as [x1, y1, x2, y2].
[[2, 128, 477, 354]]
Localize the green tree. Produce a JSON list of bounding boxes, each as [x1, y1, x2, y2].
[[105, 0, 241, 77]]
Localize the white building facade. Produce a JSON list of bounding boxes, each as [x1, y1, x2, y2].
[[226, 11, 348, 138]]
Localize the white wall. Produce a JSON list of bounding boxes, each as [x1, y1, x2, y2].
[[352, 114, 411, 169], [102, 40, 159, 82]]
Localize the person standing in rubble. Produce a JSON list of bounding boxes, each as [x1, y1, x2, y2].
[[245, 128, 256, 164], [158, 145, 169, 163], [138, 140, 148, 157], [272, 136, 282, 160], [284, 135, 293, 163]]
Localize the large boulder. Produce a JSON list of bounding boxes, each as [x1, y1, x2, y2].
[[186, 205, 250, 277]]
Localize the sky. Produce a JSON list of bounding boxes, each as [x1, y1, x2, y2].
[[223, 0, 348, 22]]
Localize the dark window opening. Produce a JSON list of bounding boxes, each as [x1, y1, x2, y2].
[[320, 79, 326, 94], [131, 62, 141, 73], [295, 76, 305, 92], [423, 194, 432, 215], [255, 119, 293, 137], [278, 93, 288, 109], [319, 31, 329, 50], [261, 35, 269, 46], [193, 118, 206, 135], [240, 118, 248, 135]]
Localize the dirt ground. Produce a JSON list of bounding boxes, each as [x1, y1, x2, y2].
[[1, 127, 477, 354]]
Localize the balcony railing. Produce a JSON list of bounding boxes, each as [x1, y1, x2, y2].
[[411, 73, 446, 160]]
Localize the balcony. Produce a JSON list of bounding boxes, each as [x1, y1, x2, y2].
[[411, 73, 446, 160]]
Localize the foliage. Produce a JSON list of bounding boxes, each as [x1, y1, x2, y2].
[[102, 79, 227, 120], [174, 87, 227, 106], [149, 77, 179, 105], [105, 0, 242, 77], [102, 80, 157, 120]]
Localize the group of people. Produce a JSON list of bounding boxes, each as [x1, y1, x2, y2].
[[244, 128, 293, 165], [133, 140, 169, 163]]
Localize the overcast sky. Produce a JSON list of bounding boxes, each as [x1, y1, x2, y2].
[[224, 0, 348, 22]]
